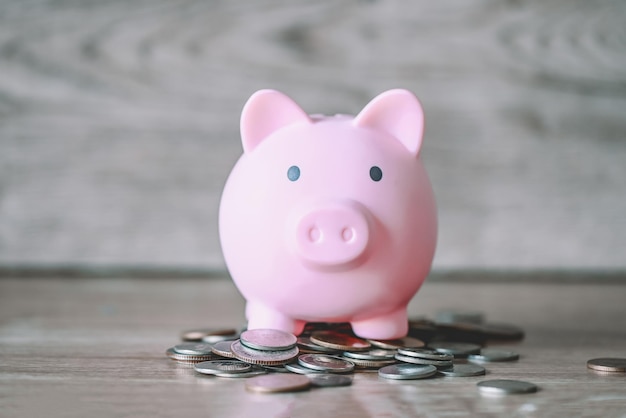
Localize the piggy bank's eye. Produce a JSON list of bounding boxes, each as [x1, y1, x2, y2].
[[369, 166, 383, 182], [287, 165, 301, 181]]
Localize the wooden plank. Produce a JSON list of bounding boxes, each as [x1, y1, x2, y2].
[[0, 0, 625, 270], [1, 276, 626, 417]]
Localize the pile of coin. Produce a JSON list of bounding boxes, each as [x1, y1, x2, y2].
[[166, 311, 536, 393]]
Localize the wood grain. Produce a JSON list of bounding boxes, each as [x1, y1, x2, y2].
[[0, 0, 625, 270], [1, 276, 626, 417]]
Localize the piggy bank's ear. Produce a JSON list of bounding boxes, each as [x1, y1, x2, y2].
[[240, 90, 311, 153], [354, 89, 424, 157]]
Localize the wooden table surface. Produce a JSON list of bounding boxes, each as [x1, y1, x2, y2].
[[1, 274, 626, 417]]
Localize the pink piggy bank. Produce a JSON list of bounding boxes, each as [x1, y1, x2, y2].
[[219, 89, 437, 339]]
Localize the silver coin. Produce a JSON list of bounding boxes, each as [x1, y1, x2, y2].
[[438, 364, 486, 377], [429, 342, 482, 357], [165, 348, 215, 363], [396, 347, 454, 361], [230, 339, 299, 365], [587, 358, 626, 373], [343, 349, 397, 361], [284, 362, 325, 374], [297, 336, 341, 353], [344, 357, 397, 368], [194, 360, 252, 375], [298, 354, 355, 373], [245, 373, 311, 393], [211, 340, 237, 358], [468, 349, 519, 363], [308, 373, 353, 388], [477, 379, 538, 395], [394, 353, 453, 368], [240, 329, 298, 351], [378, 364, 437, 380], [174, 343, 215, 356], [213, 369, 267, 378]]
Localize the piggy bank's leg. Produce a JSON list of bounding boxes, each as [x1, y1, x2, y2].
[[351, 308, 409, 340], [245, 302, 306, 335]]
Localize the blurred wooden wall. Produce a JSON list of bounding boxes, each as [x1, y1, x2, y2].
[[1, 0, 625, 272]]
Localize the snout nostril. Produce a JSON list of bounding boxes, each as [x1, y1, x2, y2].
[[295, 202, 370, 267], [308, 227, 322, 243], [341, 227, 355, 243]]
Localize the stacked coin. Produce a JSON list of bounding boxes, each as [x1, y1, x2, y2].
[[194, 359, 267, 378], [394, 347, 454, 369], [230, 329, 300, 366], [166, 343, 218, 363], [343, 349, 397, 369], [297, 354, 355, 373], [191, 329, 302, 380], [304, 330, 401, 372]]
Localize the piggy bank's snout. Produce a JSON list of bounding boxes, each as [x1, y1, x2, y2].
[[294, 202, 370, 268]]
